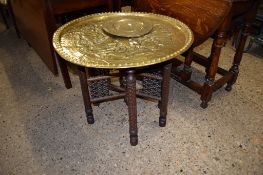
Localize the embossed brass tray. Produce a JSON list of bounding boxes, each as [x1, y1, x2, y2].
[[102, 16, 153, 37], [53, 12, 193, 69]]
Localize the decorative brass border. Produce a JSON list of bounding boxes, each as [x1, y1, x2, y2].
[[53, 12, 193, 69]]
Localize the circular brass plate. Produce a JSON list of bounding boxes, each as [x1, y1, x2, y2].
[[53, 12, 193, 69], [102, 16, 153, 37]]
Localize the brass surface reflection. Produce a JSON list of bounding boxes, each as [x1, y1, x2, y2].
[[53, 12, 193, 69], [102, 16, 153, 37]]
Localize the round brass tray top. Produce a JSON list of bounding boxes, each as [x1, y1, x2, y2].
[[53, 12, 193, 69], [102, 16, 153, 37]]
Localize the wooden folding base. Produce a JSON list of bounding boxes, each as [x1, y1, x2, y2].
[[77, 63, 172, 146]]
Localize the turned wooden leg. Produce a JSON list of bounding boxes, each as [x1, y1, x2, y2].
[[159, 63, 172, 127], [126, 69, 138, 146], [201, 18, 229, 108], [225, 23, 251, 92], [56, 53, 72, 89], [226, 0, 260, 91], [77, 66, 94, 124]]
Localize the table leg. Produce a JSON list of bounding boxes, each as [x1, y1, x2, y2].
[[225, 0, 260, 91], [126, 69, 138, 146], [226, 23, 250, 91], [56, 53, 72, 89], [200, 41, 224, 108], [200, 17, 230, 109], [159, 63, 172, 127], [77, 66, 94, 124]]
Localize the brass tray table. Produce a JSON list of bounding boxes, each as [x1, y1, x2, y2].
[[53, 12, 193, 146]]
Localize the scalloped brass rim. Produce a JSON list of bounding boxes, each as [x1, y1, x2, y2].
[[53, 12, 193, 69]]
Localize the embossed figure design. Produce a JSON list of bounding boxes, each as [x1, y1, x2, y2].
[[53, 12, 193, 146]]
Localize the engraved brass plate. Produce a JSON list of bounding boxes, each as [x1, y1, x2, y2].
[[53, 12, 193, 69], [102, 16, 153, 37]]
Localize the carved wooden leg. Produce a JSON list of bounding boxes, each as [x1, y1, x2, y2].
[[201, 19, 229, 108], [126, 69, 138, 146], [77, 66, 94, 124], [56, 53, 72, 89], [225, 23, 250, 92], [159, 63, 172, 127]]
